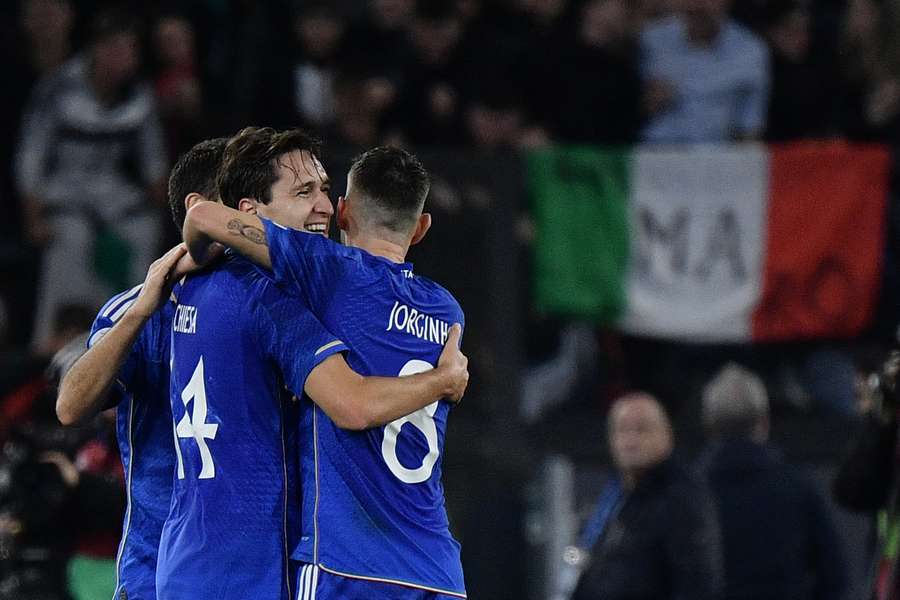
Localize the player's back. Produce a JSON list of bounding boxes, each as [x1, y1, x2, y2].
[[88, 285, 176, 599], [264, 222, 467, 597], [157, 257, 296, 600]]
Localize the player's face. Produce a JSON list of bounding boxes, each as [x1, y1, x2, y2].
[[259, 149, 333, 236], [609, 397, 673, 473]]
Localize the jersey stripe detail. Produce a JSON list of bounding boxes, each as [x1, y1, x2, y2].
[[311, 565, 319, 598], [109, 297, 139, 322], [102, 284, 143, 318], [314, 340, 344, 356], [87, 327, 111, 348], [312, 407, 321, 563], [281, 407, 291, 600], [111, 396, 136, 600], [316, 563, 467, 598]]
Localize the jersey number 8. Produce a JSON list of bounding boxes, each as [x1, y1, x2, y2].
[[381, 360, 440, 484]]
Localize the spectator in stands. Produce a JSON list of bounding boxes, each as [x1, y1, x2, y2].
[[152, 13, 205, 160], [571, 392, 723, 600], [546, 0, 643, 144], [764, 1, 838, 140], [464, 84, 528, 151], [16, 9, 168, 351], [387, 0, 467, 145], [640, 0, 770, 142], [839, 0, 900, 140], [834, 349, 900, 600], [1, 0, 75, 241], [341, 0, 415, 123], [288, 3, 348, 134], [701, 363, 847, 600]]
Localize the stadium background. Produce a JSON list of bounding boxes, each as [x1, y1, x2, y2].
[[0, 0, 898, 598]]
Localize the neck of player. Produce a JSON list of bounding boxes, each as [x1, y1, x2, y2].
[[345, 232, 408, 264]]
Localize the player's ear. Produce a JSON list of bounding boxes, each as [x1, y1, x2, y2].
[[238, 198, 258, 215], [183, 192, 206, 213], [410, 213, 431, 246], [336, 196, 350, 231]]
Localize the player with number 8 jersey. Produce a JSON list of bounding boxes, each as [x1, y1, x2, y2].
[[267, 218, 467, 599]]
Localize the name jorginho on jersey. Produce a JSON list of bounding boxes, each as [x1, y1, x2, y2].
[[386, 301, 449, 345]]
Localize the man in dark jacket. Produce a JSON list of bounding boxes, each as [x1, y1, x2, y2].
[[703, 363, 847, 600], [572, 392, 723, 600]]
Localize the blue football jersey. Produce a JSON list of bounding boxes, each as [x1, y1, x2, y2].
[[262, 219, 467, 598], [88, 284, 177, 600], [156, 256, 347, 600]]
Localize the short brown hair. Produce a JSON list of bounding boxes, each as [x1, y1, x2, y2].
[[217, 127, 322, 208], [348, 146, 430, 234]]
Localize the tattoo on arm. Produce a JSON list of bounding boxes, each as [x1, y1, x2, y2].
[[227, 219, 267, 246]]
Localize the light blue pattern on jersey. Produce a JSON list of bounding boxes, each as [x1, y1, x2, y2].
[[88, 284, 176, 600], [156, 256, 346, 600], [263, 219, 467, 597]]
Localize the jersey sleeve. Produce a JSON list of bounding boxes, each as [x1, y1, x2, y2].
[[255, 281, 348, 398], [261, 218, 346, 313], [88, 287, 147, 404]]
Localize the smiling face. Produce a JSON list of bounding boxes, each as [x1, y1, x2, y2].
[[252, 149, 333, 235]]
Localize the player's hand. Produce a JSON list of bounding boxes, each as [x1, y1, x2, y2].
[[437, 323, 468, 405], [130, 244, 188, 320], [172, 242, 223, 279]]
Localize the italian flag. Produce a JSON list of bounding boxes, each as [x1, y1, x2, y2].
[[529, 142, 890, 342]]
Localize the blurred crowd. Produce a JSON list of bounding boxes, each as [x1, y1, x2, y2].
[[0, 0, 897, 597], [2, 0, 899, 349]]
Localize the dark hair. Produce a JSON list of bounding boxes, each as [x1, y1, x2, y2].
[[217, 127, 321, 209], [348, 146, 431, 234], [167, 138, 229, 231], [88, 7, 139, 44]]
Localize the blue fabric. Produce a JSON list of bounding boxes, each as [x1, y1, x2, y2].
[[292, 563, 464, 600], [264, 219, 467, 597], [641, 16, 770, 142], [88, 285, 176, 600], [579, 476, 624, 551], [156, 256, 346, 600]]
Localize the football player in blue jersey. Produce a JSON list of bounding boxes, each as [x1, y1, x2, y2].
[[58, 134, 468, 600], [158, 128, 468, 600], [185, 144, 470, 599], [57, 138, 230, 600]]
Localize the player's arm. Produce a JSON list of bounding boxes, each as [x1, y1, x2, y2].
[[57, 245, 190, 425], [304, 324, 468, 430], [183, 202, 272, 269]]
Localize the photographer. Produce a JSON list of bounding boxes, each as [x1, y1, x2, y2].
[[833, 350, 900, 599]]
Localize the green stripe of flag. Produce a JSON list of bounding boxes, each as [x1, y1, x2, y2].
[[528, 146, 631, 323]]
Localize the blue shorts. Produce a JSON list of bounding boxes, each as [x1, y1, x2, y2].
[[292, 563, 466, 600]]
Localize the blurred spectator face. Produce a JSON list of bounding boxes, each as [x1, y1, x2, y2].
[[683, 0, 730, 32], [466, 103, 523, 149], [22, 0, 73, 41], [92, 31, 140, 89], [522, 0, 568, 24], [373, 0, 414, 29], [609, 394, 673, 474], [579, 0, 631, 47], [155, 16, 195, 68], [767, 8, 810, 61], [297, 12, 345, 60], [411, 16, 462, 65]]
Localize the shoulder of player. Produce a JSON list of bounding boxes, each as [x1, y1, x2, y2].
[[411, 276, 464, 321], [90, 284, 145, 339]]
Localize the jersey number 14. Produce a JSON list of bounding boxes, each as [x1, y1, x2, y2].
[[174, 357, 219, 480]]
